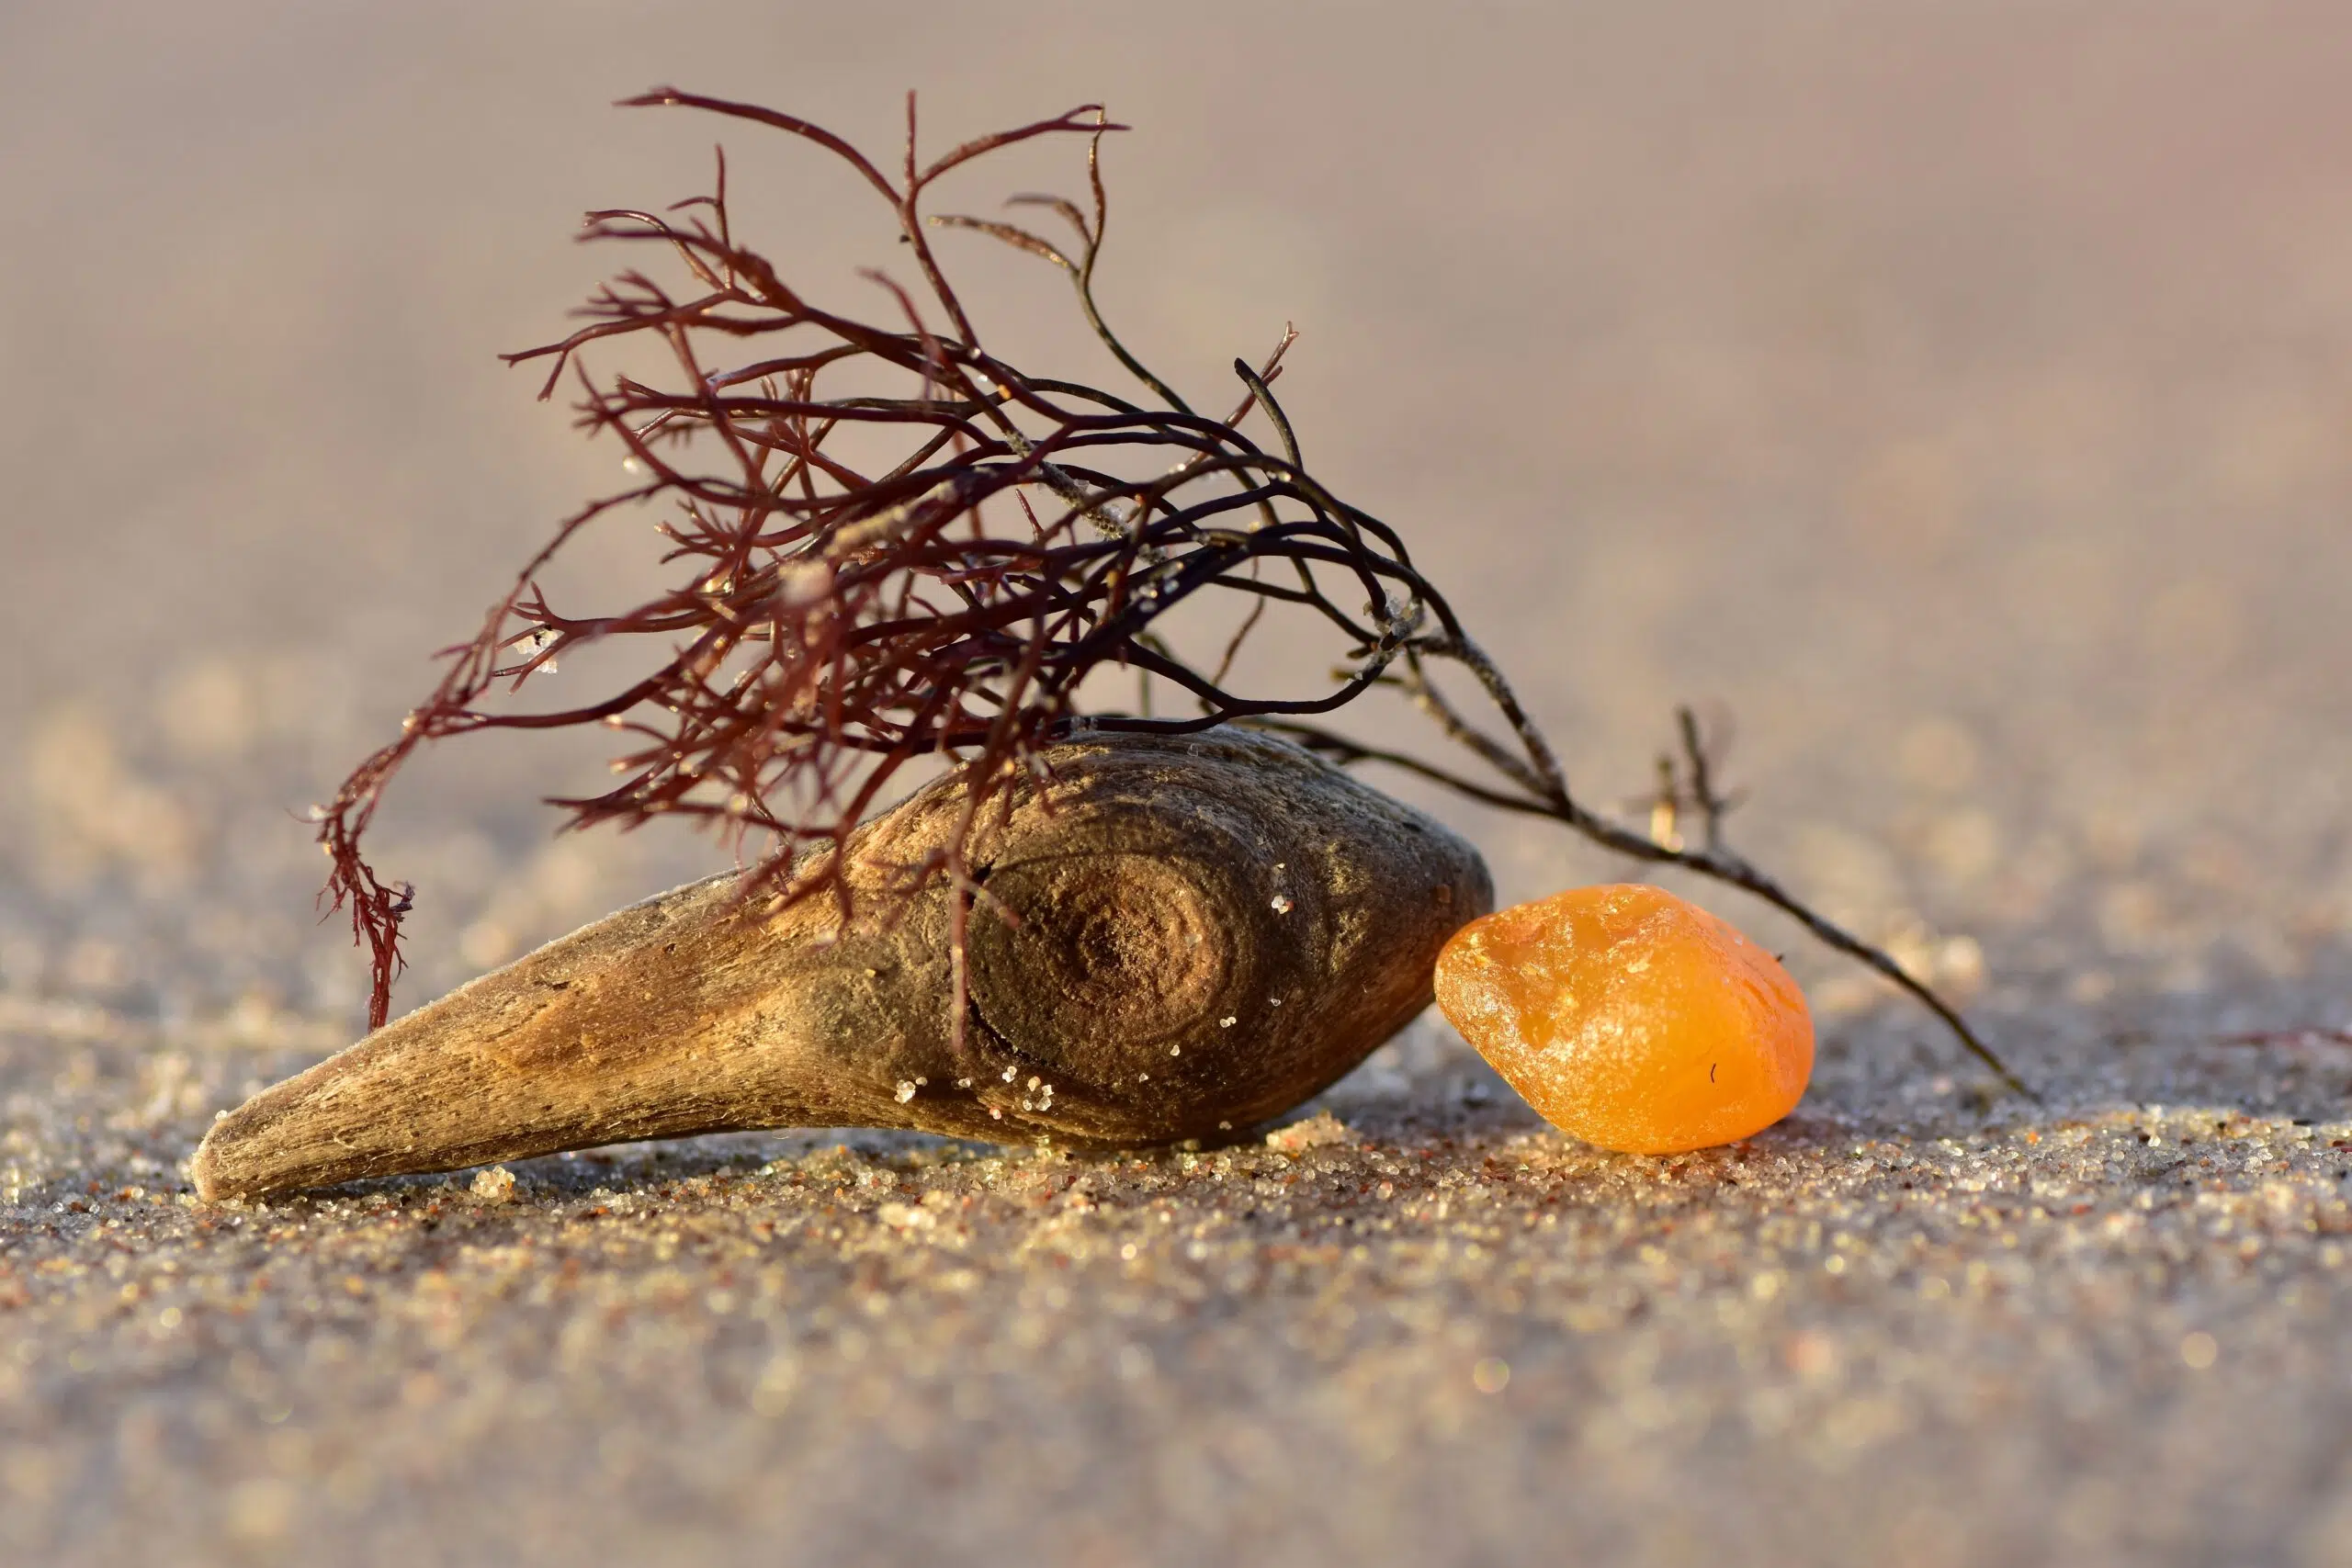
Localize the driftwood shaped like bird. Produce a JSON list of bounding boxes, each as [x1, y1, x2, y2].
[[193, 729, 1491, 1201]]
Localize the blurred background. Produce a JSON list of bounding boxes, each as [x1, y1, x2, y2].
[[6, 0, 2352, 1041]]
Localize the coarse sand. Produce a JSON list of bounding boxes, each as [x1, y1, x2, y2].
[[5, 994, 2352, 1566]]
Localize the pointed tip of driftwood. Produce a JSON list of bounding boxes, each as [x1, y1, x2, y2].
[[188, 1125, 230, 1205]]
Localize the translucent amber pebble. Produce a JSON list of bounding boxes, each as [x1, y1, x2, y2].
[[1433, 884, 1813, 1154]]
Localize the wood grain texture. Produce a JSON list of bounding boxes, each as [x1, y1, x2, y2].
[[192, 729, 1491, 1200]]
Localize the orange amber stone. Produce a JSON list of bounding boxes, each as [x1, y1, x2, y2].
[[1433, 884, 1813, 1154]]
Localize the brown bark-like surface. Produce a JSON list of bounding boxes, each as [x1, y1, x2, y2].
[[192, 729, 1489, 1200]]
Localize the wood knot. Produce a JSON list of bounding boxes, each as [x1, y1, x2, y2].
[[968, 818, 1274, 1089]]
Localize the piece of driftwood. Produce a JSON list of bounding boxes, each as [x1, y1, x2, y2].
[[194, 729, 1490, 1201]]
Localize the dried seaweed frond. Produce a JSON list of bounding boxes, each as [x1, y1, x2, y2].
[[315, 89, 2024, 1095]]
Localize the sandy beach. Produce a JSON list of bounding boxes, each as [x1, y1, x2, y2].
[[6, 6, 2352, 1562]]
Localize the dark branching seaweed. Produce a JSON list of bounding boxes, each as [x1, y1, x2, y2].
[[316, 89, 2025, 1095]]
